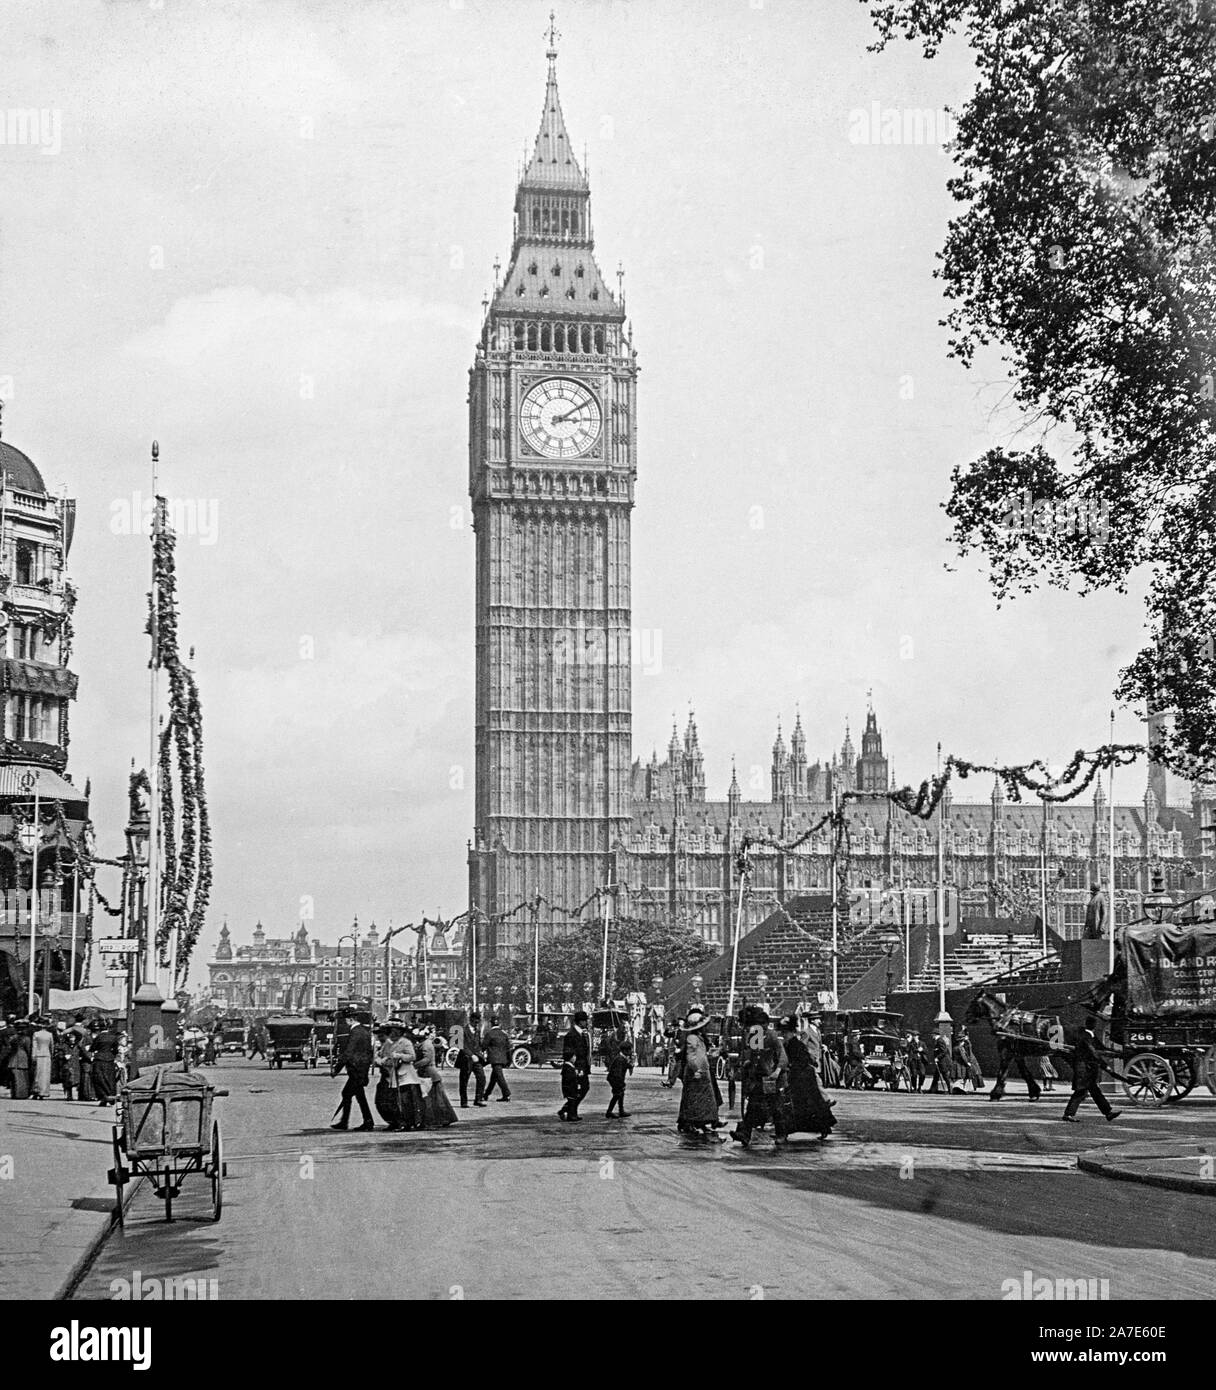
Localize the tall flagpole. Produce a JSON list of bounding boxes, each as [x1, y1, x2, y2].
[[726, 850, 748, 1020], [936, 742, 946, 1017], [27, 776, 40, 1014], [1108, 709, 1117, 974], [1039, 794, 1049, 955], [830, 782, 839, 1005], [148, 443, 161, 995]]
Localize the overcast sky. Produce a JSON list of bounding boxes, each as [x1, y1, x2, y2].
[[0, 0, 1151, 983]]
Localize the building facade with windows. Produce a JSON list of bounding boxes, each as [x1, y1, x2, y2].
[[207, 920, 413, 1017], [0, 419, 91, 1014]]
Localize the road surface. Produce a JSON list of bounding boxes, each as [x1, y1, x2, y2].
[[72, 1058, 1216, 1300]]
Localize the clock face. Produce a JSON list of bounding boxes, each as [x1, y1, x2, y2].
[[519, 377, 602, 459]]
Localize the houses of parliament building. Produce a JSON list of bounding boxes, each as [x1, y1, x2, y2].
[[465, 33, 1210, 960]]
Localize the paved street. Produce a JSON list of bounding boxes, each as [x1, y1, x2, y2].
[[70, 1059, 1216, 1301]]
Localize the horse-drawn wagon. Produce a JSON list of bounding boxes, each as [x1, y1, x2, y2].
[[967, 907, 1216, 1106], [1105, 913, 1216, 1105]]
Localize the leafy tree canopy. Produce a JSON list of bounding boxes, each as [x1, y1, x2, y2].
[[866, 0, 1216, 773]]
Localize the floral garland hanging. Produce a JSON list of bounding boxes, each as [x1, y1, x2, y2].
[[147, 499, 212, 983]]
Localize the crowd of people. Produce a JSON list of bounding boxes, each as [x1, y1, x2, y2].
[[280, 995, 1122, 1142], [0, 1014, 127, 1104], [329, 1016, 460, 1132], [663, 1004, 838, 1147]]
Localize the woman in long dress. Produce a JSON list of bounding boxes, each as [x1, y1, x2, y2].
[[374, 1026, 405, 1130], [676, 1008, 721, 1138], [955, 1025, 985, 1092], [414, 1027, 458, 1128], [394, 1028, 423, 1130], [31, 1020, 54, 1099], [63, 1028, 89, 1102], [777, 1016, 836, 1139], [91, 1023, 120, 1104], [8, 1026, 31, 1100]]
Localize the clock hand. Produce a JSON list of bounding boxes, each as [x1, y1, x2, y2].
[[551, 406, 590, 424]]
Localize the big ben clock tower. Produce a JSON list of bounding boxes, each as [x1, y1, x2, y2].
[[468, 21, 637, 955]]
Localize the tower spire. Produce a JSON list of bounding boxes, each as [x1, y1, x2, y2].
[[545, 10, 560, 65]]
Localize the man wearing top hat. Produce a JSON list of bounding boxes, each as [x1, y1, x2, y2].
[[558, 1010, 592, 1121], [457, 1011, 487, 1108]]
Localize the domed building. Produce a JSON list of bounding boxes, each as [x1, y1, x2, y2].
[[0, 411, 90, 1013]]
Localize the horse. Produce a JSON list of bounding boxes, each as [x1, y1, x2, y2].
[[964, 991, 1068, 1101]]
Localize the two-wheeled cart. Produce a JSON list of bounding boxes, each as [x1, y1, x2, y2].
[[107, 1066, 228, 1226]]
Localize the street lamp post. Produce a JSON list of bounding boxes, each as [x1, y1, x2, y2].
[[336, 930, 358, 1004], [797, 969, 812, 1017], [17, 770, 41, 1014]]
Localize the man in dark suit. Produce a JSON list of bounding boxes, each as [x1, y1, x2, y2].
[[483, 1016, 512, 1102], [558, 1011, 592, 1121], [1062, 1016, 1121, 1123], [458, 1012, 488, 1108], [331, 1017, 375, 1130]]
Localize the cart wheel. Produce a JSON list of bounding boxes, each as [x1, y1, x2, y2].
[[210, 1121, 223, 1223], [445, 1046, 461, 1068], [109, 1126, 126, 1231], [1122, 1052, 1175, 1107], [511, 1046, 532, 1069], [1166, 1054, 1197, 1102], [1203, 1045, 1216, 1097], [715, 1056, 727, 1081]]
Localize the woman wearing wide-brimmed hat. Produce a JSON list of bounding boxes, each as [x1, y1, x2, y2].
[[776, 1015, 835, 1140], [414, 1025, 458, 1128], [676, 1007, 721, 1138], [730, 1006, 788, 1148]]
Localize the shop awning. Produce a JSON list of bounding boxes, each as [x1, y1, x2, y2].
[[49, 986, 124, 1013]]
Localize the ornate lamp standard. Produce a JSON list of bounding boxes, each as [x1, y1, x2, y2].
[[755, 971, 770, 1011], [690, 973, 704, 1008], [816, 943, 839, 1010], [582, 980, 595, 1011], [336, 927, 359, 1003], [876, 928, 902, 1001], [562, 982, 574, 1014], [797, 968, 812, 1017], [1143, 860, 1173, 925]]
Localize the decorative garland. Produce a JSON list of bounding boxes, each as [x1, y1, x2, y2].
[[147, 500, 212, 983]]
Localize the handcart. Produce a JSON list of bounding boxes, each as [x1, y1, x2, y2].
[[107, 1066, 228, 1226]]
